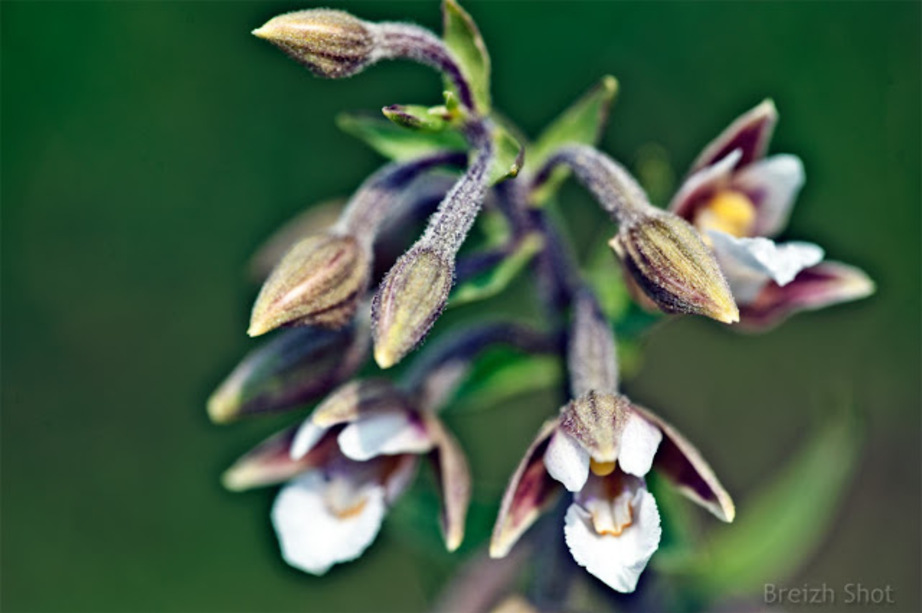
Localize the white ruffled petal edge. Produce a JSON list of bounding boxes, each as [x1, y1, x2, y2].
[[544, 431, 590, 493], [732, 154, 805, 237], [271, 471, 386, 575], [563, 487, 661, 593], [337, 413, 434, 462], [618, 414, 662, 477], [708, 230, 825, 303]]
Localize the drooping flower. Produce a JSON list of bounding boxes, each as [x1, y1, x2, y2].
[[223, 378, 470, 574], [490, 290, 733, 593], [489, 391, 734, 593], [670, 100, 874, 329]]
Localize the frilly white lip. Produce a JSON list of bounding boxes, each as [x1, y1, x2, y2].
[[271, 471, 387, 575], [564, 475, 662, 593], [708, 230, 824, 303]]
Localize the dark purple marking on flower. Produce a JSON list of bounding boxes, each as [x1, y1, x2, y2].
[[490, 420, 563, 558], [690, 100, 777, 174], [738, 261, 874, 331], [222, 424, 343, 491], [632, 405, 734, 522]]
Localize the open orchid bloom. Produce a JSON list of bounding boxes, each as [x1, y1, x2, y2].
[[222, 378, 470, 575], [670, 100, 874, 329], [490, 391, 733, 593]]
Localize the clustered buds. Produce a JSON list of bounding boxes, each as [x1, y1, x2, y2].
[[213, 1, 874, 604]]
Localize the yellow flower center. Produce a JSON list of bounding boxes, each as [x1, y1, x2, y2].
[[590, 459, 617, 476], [695, 190, 757, 238]]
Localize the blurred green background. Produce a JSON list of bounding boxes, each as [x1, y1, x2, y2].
[[2, 1, 919, 611]]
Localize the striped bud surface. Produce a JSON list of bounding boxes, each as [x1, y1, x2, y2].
[[372, 246, 453, 369], [252, 10, 377, 79], [611, 213, 739, 324], [249, 234, 369, 336]]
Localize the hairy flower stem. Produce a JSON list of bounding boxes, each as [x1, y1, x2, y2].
[[335, 151, 468, 249], [373, 22, 476, 113], [419, 121, 494, 258], [568, 288, 619, 396], [402, 321, 560, 411], [536, 144, 652, 225]]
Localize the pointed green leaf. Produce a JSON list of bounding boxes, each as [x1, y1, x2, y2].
[[486, 125, 524, 185], [656, 408, 862, 598], [447, 352, 563, 414], [442, 0, 491, 114], [529, 76, 618, 205], [382, 104, 452, 132], [530, 75, 618, 167], [337, 112, 467, 161], [449, 233, 544, 307]]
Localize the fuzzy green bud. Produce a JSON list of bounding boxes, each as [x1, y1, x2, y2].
[[610, 212, 739, 324], [372, 246, 453, 369], [249, 234, 369, 336], [252, 10, 377, 79]]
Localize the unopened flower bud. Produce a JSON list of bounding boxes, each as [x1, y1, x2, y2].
[[252, 10, 377, 79], [372, 246, 453, 369], [610, 213, 739, 324], [207, 317, 368, 424], [249, 233, 369, 336]]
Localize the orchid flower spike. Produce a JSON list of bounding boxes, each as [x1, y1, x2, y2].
[[249, 152, 465, 336], [490, 291, 734, 593], [670, 100, 874, 329]]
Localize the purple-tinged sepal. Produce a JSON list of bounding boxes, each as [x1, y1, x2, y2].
[[632, 404, 735, 522], [423, 412, 472, 551], [690, 99, 777, 174], [489, 420, 564, 559], [736, 261, 875, 332], [221, 424, 340, 492], [207, 316, 368, 423]]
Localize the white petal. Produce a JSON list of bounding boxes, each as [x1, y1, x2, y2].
[[732, 154, 805, 237], [708, 231, 825, 303], [271, 471, 386, 575], [563, 488, 661, 593], [290, 420, 329, 460], [617, 414, 662, 477], [337, 413, 433, 462], [544, 431, 591, 493]]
